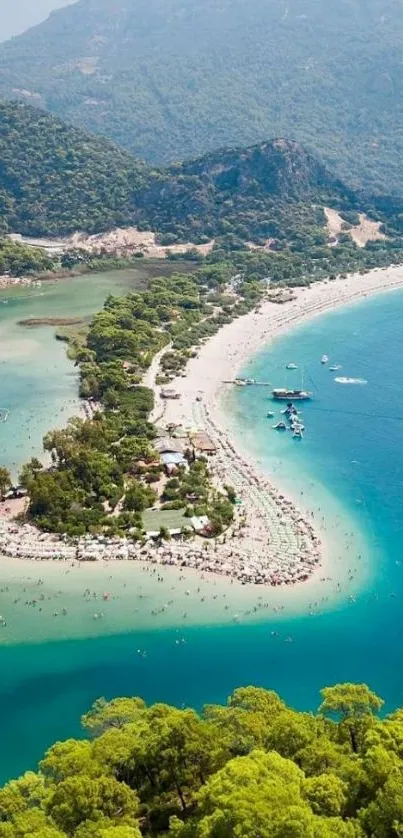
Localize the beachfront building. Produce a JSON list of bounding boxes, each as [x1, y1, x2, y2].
[[160, 452, 187, 474], [154, 437, 187, 473], [191, 432, 217, 457], [154, 437, 185, 455], [4, 485, 29, 501]]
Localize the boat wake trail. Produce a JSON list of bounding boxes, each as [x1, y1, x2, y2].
[[334, 377, 368, 385]]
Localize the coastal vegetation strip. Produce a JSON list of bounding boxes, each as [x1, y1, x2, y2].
[[0, 682, 398, 837], [0, 257, 323, 586], [13, 266, 247, 539]]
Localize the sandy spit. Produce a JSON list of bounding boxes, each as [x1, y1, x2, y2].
[[2, 265, 403, 641]]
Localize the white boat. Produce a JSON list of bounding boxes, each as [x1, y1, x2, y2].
[[286, 363, 298, 370], [334, 377, 367, 385], [273, 421, 287, 430], [329, 364, 341, 371], [290, 419, 305, 431], [321, 354, 329, 364]]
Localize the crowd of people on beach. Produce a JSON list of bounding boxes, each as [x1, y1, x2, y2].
[[0, 391, 322, 588], [4, 269, 399, 591]]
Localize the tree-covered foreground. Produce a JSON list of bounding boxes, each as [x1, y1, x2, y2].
[[2, 683, 403, 837]]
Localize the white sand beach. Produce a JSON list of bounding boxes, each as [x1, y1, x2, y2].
[[148, 265, 403, 596], [1, 265, 403, 640]]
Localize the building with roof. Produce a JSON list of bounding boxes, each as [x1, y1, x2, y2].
[[191, 432, 217, 456], [190, 515, 211, 533], [154, 437, 185, 455], [160, 451, 187, 474]]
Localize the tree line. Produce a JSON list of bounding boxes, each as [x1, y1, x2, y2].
[[1, 682, 402, 837]]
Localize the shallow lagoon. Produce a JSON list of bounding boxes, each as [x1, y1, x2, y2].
[[0, 269, 150, 475]]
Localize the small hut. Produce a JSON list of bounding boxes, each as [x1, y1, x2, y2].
[[192, 432, 217, 456]]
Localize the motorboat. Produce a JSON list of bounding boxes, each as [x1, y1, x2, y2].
[[286, 363, 298, 370], [329, 364, 341, 371], [334, 377, 367, 385], [266, 411, 275, 418], [282, 402, 298, 416], [321, 354, 329, 364], [273, 421, 287, 430]]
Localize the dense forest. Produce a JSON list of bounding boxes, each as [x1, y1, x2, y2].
[[0, 238, 55, 276], [1, 682, 403, 837], [3, 101, 403, 261], [0, 102, 147, 237], [1, 0, 403, 194]]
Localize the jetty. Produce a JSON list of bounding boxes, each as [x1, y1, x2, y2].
[[222, 378, 271, 387]]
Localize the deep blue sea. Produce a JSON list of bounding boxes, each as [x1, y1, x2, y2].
[[2, 287, 403, 782]]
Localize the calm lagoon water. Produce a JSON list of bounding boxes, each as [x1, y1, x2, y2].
[[2, 283, 403, 782], [0, 270, 151, 476]]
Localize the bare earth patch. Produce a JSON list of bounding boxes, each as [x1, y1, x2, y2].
[[324, 207, 386, 248], [9, 229, 215, 260], [71, 57, 99, 75], [68, 228, 215, 258], [246, 238, 277, 252]]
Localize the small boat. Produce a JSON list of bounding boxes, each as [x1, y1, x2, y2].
[[283, 402, 298, 416], [321, 354, 329, 364], [234, 377, 256, 386], [273, 421, 287, 430], [286, 363, 298, 370], [292, 427, 304, 438], [329, 364, 341, 371], [334, 377, 367, 385], [266, 411, 275, 418]]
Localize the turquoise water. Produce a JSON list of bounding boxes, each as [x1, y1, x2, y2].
[[0, 270, 147, 476], [2, 287, 403, 782]]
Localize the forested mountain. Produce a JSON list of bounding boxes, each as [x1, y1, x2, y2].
[[0, 0, 403, 193], [135, 139, 357, 248], [0, 101, 148, 236], [0, 101, 367, 245]]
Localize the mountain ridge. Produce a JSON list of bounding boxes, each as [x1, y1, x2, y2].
[[0, 101, 360, 250], [1, 0, 403, 193]]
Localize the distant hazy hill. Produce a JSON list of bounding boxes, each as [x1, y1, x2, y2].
[[0, 102, 360, 246], [0, 0, 403, 193]]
